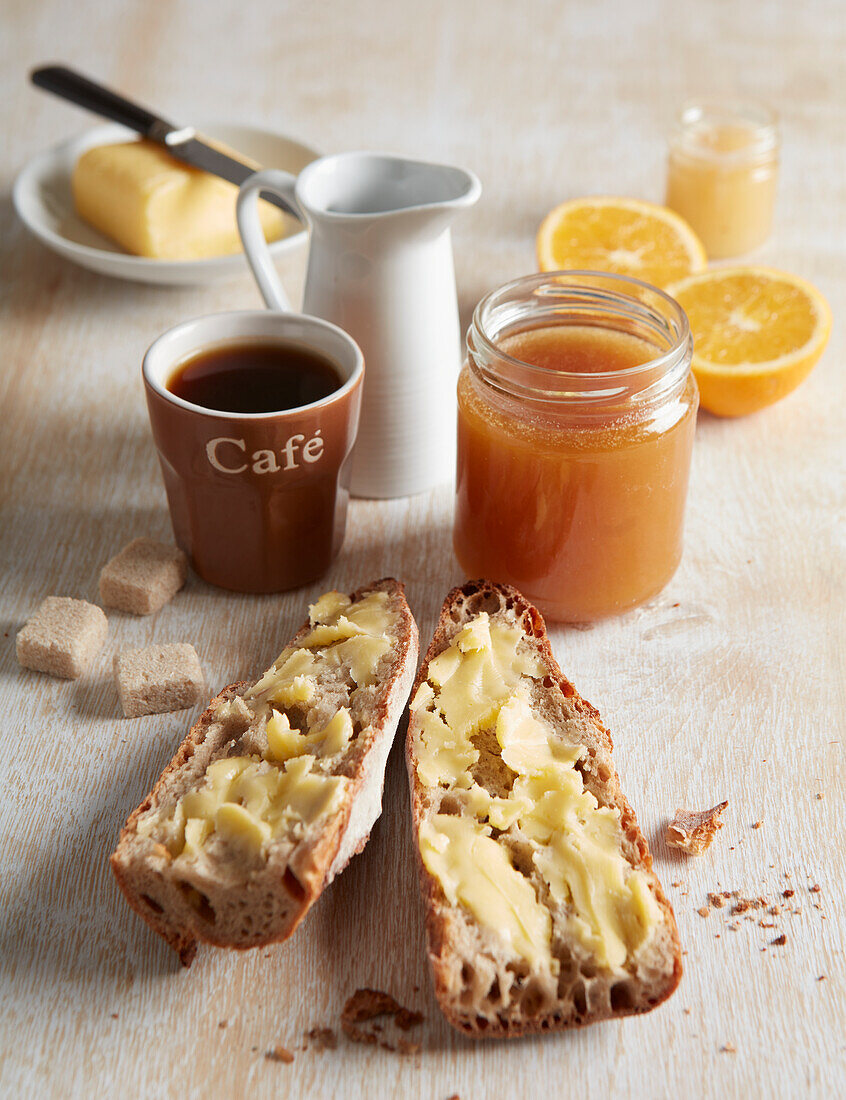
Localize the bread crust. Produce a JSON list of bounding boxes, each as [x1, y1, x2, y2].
[[111, 578, 418, 964], [405, 579, 682, 1038]]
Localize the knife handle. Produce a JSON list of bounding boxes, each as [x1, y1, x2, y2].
[[31, 64, 176, 139]]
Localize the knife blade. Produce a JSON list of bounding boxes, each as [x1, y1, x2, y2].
[[30, 64, 300, 220]]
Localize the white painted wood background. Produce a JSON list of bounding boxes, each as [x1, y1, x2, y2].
[[1, 1, 843, 1096]]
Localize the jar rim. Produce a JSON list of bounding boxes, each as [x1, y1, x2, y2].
[[469, 270, 691, 407], [671, 97, 780, 163]]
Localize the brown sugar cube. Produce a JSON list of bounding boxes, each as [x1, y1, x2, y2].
[[99, 538, 188, 615], [114, 643, 204, 718], [16, 596, 108, 679]]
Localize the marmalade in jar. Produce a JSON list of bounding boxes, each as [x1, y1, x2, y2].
[[454, 273, 697, 622], [666, 99, 780, 259]]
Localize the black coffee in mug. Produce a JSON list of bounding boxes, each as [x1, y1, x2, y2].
[[168, 340, 343, 414]]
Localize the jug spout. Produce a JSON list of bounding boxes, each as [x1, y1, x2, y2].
[[296, 152, 481, 234]]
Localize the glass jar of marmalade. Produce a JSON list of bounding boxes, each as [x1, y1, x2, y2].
[[666, 98, 780, 259], [454, 272, 697, 622]]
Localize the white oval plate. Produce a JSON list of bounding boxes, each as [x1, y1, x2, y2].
[[12, 122, 319, 285]]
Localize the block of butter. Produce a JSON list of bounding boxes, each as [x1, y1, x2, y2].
[[72, 138, 288, 260]]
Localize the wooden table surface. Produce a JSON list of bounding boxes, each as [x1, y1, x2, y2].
[[2, 1, 844, 1097]]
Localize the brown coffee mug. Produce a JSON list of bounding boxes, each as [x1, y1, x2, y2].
[[143, 310, 364, 593]]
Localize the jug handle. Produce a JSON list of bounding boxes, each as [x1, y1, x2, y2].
[[236, 170, 305, 313]]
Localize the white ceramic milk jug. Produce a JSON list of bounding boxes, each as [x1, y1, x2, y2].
[[237, 152, 481, 499]]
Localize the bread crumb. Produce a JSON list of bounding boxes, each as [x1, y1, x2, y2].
[[395, 1008, 424, 1031], [666, 801, 728, 855], [721, 1042, 736, 1054], [342, 989, 403, 1026], [306, 1027, 337, 1051], [265, 1046, 294, 1064], [732, 896, 768, 916], [783, 889, 794, 899], [818, 975, 827, 981], [341, 989, 424, 1050], [771, 934, 787, 946], [218, 1021, 227, 1029], [752, 820, 763, 829], [809, 884, 821, 894], [707, 892, 727, 908], [697, 906, 711, 918], [816, 793, 823, 800]]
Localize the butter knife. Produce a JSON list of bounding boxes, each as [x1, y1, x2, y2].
[[30, 64, 300, 219]]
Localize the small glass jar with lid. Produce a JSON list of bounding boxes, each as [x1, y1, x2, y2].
[[665, 98, 780, 259], [454, 272, 697, 623]]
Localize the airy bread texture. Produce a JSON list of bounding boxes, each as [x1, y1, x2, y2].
[[99, 537, 188, 615], [114, 642, 205, 718], [16, 596, 108, 679], [666, 801, 728, 855], [406, 580, 682, 1038], [111, 578, 418, 965]]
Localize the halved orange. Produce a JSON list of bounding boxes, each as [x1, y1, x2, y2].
[[668, 266, 832, 417], [536, 196, 707, 288]]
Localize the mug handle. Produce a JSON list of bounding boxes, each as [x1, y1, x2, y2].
[[236, 169, 304, 312]]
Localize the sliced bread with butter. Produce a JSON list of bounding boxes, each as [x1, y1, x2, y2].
[[111, 578, 418, 965], [406, 580, 681, 1037]]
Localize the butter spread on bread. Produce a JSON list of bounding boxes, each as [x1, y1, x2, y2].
[[111, 579, 418, 965], [406, 580, 681, 1037]]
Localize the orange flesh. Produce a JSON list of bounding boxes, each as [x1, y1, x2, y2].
[[454, 325, 698, 622]]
